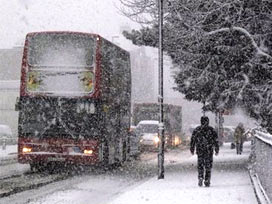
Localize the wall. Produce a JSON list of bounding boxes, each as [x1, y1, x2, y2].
[[0, 47, 22, 139], [0, 88, 19, 138]]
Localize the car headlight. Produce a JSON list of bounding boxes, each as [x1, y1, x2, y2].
[[174, 136, 180, 146], [154, 136, 160, 144]]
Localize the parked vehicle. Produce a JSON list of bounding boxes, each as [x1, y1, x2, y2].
[[222, 126, 236, 148], [223, 126, 235, 143], [0, 124, 15, 145]]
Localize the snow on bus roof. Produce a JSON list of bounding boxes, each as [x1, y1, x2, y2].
[[138, 120, 159, 125]]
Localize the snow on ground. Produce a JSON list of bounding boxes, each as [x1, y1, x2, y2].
[[6, 142, 257, 204], [110, 167, 256, 204], [0, 144, 29, 178], [0, 162, 29, 179], [109, 142, 257, 204], [25, 175, 138, 204]]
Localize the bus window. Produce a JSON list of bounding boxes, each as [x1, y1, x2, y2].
[[25, 33, 97, 96], [27, 33, 96, 67]]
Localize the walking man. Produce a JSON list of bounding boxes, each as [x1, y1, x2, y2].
[[190, 116, 219, 187], [234, 123, 245, 154]]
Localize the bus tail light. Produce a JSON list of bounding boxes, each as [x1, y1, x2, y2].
[[84, 149, 93, 155], [22, 147, 32, 153]]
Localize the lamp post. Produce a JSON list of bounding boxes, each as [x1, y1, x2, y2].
[[157, 0, 165, 179]]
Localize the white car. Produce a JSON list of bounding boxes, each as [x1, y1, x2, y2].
[[136, 120, 160, 151]]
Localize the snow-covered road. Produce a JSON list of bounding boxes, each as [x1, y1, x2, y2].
[[0, 146, 190, 204]]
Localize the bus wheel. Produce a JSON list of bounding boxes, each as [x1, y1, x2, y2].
[[30, 163, 36, 172], [30, 162, 45, 172], [113, 140, 127, 168]]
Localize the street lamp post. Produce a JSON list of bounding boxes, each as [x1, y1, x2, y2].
[[158, 0, 165, 179]]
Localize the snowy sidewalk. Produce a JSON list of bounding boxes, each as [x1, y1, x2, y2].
[[110, 142, 258, 204]]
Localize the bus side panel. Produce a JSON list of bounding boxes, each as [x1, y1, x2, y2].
[[100, 38, 131, 163], [20, 36, 29, 97]]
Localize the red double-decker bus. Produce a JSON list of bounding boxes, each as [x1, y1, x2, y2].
[[16, 31, 131, 171]]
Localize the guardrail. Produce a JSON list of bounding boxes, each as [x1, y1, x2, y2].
[[249, 130, 272, 204]]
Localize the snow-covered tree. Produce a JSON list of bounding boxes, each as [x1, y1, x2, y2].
[[119, 0, 272, 132]]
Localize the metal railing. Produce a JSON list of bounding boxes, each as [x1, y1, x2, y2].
[[249, 130, 272, 204]]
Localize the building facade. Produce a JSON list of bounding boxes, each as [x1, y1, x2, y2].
[[0, 47, 23, 138]]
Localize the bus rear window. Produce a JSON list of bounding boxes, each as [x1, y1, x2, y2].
[[25, 33, 96, 96], [27, 33, 96, 67]]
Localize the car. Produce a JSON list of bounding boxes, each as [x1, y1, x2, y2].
[[136, 120, 161, 151], [223, 126, 236, 143], [0, 124, 15, 145]]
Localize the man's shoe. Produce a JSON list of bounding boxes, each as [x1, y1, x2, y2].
[[198, 179, 203, 187], [204, 181, 210, 187]]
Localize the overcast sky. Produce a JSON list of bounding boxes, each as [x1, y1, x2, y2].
[[0, 0, 140, 49]]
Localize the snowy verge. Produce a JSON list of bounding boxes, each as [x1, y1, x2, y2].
[[249, 170, 271, 204]]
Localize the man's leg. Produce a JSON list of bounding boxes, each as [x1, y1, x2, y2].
[[240, 142, 243, 154], [204, 157, 213, 187], [236, 142, 240, 154], [197, 156, 204, 186]]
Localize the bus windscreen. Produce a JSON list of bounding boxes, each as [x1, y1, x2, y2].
[[26, 33, 96, 96]]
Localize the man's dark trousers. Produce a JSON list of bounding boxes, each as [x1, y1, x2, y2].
[[197, 153, 213, 184]]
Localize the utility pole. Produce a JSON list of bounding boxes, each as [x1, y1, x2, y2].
[[158, 0, 165, 179]]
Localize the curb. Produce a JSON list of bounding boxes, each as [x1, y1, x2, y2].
[[249, 169, 271, 204]]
